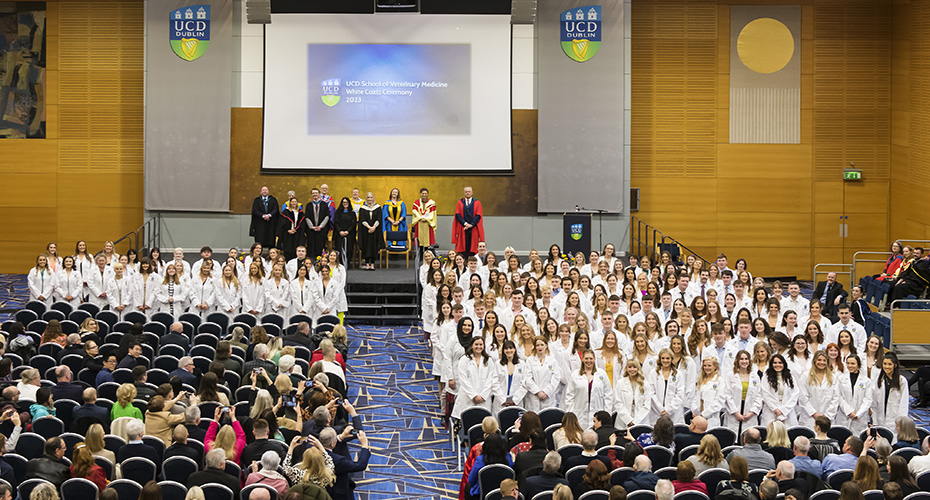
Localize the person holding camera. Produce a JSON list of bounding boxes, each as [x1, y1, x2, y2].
[[205, 404, 247, 463]]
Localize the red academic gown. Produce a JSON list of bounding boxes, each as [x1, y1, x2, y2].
[[452, 198, 484, 253]]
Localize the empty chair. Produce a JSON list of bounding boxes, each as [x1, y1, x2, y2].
[[29, 354, 56, 376], [225, 460, 242, 479], [673, 492, 709, 500], [233, 314, 257, 327], [112, 368, 133, 384], [164, 456, 199, 484], [810, 491, 840, 500], [159, 481, 188, 500], [891, 447, 921, 462], [532, 493, 553, 500], [827, 469, 854, 490], [142, 435, 166, 461], [193, 333, 219, 348], [202, 483, 235, 500], [108, 479, 144, 500], [498, 407, 525, 433], [628, 491, 656, 500], [538, 408, 565, 428], [159, 344, 186, 359], [179, 313, 202, 329], [143, 322, 166, 336], [679, 444, 699, 462], [863, 490, 884, 500], [17, 479, 45, 500], [656, 466, 677, 481], [707, 427, 738, 448], [32, 416, 64, 439], [78, 303, 101, 316], [104, 434, 127, 456], [54, 399, 78, 429], [42, 310, 65, 322], [644, 445, 673, 469], [61, 478, 100, 500], [147, 368, 170, 386], [317, 315, 339, 326], [566, 464, 588, 484], [191, 345, 216, 359], [289, 314, 312, 325], [154, 355, 181, 372], [15, 309, 38, 325], [206, 313, 229, 331], [95, 310, 118, 328], [121, 457, 157, 485], [151, 312, 175, 327], [314, 323, 334, 336], [51, 301, 74, 316], [4, 453, 27, 485], [610, 467, 635, 487], [60, 432, 84, 460], [69, 310, 92, 325], [59, 320, 79, 334], [697, 468, 730, 495], [14, 432, 46, 459], [478, 464, 515, 500], [198, 322, 223, 336], [558, 444, 584, 465], [787, 426, 815, 443]]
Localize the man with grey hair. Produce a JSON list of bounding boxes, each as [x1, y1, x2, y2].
[[190, 448, 241, 493], [184, 405, 207, 442], [160, 322, 190, 349], [768, 460, 804, 493], [728, 427, 776, 470], [655, 479, 675, 500], [759, 479, 779, 500], [284, 321, 313, 349], [524, 451, 569, 500], [278, 354, 301, 386], [60, 333, 84, 358], [170, 355, 197, 386], [244, 450, 288, 495], [117, 419, 161, 474], [322, 426, 370, 500], [789, 435, 822, 477], [624, 455, 659, 492], [242, 343, 278, 379], [303, 399, 363, 460], [565, 429, 611, 472]]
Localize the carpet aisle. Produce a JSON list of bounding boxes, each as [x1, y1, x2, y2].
[[345, 325, 460, 500]]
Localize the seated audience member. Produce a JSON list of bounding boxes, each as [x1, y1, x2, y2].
[[17, 368, 40, 402], [810, 416, 842, 461], [523, 451, 569, 500], [24, 436, 69, 487], [513, 430, 548, 482], [623, 455, 659, 493], [609, 485, 628, 500], [117, 419, 161, 473], [564, 430, 612, 473], [240, 418, 288, 467], [784, 489, 805, 500], [111, 383, 143, 420], [205, 406, 246, 463], [160, 322, 190, 349], [498, 478, 519, 500], [284, 322, 314, 349], [69, 441, 107, 493], [29, 483, 60, 500], [215, 341, 242, 374], [72, 388, 110, 430], [185, 405, 208, 443], [672, 460, 708, 494], [164, 424, 203, 465], [728, 428, 776, 471], [189, 448, 241, 495], [908, 437, 930, 476], [95, 354, 117, 386], [573, 460, 611, 499], [759, 479, 780, 500], [243, 343, 279, 379], [789, 436, 822, 478], [837, 480, 864, 500], [29, 387, 55, 420], [50, 366, 83, 403], [323, 426, 371, 500], [853, 455, 883, 492], [655, 479, 675, 500], [688, 435, 728, 476], [768, 460, 805, 494], [715, 456, 760, 499], [144, 395, 186, 445], [893, 416, 921, 450], [884, 482, 904, 500], [552, 483, 573, 500], [675, 415, 709, 452], [552, 412, 584, 449], [764, 421, 795, 464], [85, 423, 115, 464], [117, 341, 144, 369], [133, 365, 156, 402], [821, 436, 863, 479], [245, 450, 289, 497], [170, 357, 197, 387], [593, 410, 619, 449], [888, 455, 918, 497]]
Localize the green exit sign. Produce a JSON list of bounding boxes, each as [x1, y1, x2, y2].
[[843, 168, 862, 181]]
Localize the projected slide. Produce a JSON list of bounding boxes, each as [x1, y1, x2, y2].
[[263, 14, 512, 173], [308, 44, 470, 135]]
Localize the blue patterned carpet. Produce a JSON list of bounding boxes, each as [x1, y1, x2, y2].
[[0, 274, 27, 322]]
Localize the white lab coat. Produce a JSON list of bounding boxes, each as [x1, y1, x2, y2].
[[28, 268, 55, 306], [75, 256, 95, 300], [722, 371, 763, 435], [421, 284, 438, 334], [170, 260, 192, 278], [452, 355, 501, 420], [595, 351, 626, 388], [646, 369, 684, 424], [797, 372, 840, 428], [105, 276, 133, 320], [759, 376, 800, 425], [564, 368, 614, 429], [288, 277, 316, 320], [870, 374, 910, 430], [54, 270, 83, 307], [614, 378, 654, 427], [330, 265, 348, 313], [522, 354, 562, 412], [312, 279, 338, 319], [188, 276, 216, 318], [676, 358, 699, 412], [443, 334, 467, 390], [493, 362, 528, 414], [264, 278, 290, 316], [156, 280, 187, 318], [240, 279, 265, 316], [837, 372, 873, 434], [435, 320, 456, 378], [692, 375, 726, 427], [131, 273, 160, 318], [214, 280, 242, 317]]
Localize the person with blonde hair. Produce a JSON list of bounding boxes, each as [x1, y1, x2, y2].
[[85, 423, 116, 464], [29, 483, 59, 500], [692, 357, 724, 427], [765, 420, 794, 463], [205, 406, 246, 462], [687, 435, 728, 475], [184, 486, 205, 500], [552, 483, 573, 500], [647, 348, 683, 423], [112, 383, 143, 420], [614, 359, 653, 427], [17, 368, 40, 401], [798, 351, 839, 428]]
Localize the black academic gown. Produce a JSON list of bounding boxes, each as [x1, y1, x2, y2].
[[250, 195, 279, 248], [278, 209, 307, 261]]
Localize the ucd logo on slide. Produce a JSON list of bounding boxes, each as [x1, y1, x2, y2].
[[170, 5, 210, 61], [560, 5, 601, 62], [321, 78, 341, 107]]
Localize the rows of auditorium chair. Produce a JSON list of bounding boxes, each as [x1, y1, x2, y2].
[[860, 275, 930, 311], [462, 405, 930, 500]]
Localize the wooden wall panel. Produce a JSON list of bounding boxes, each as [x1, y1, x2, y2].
[[631, 0, 892, 280], [0, 0, 144, 273]]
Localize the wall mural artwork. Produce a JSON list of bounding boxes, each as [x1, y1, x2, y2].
[[0, 2, 45, 138]]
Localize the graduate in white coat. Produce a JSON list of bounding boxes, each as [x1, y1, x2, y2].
[[595, 331, 626, 388], [493, 340, 527, 413], [241, 262, 266, 317], [28, 255, 55, 306], [170, 248, 192, 279], [647, 348, 685, 424], [870, 353, 910, 430], [156, 263, 187, 318], [614, 359, 654, 427], [131, 259, 160, 318], [106, 264, 133, 320], [522, 336, 562, 412], [452, 337, 501, 420], [759, 354, 800, 426], [87, 255, 114, 310], [443, 316, 471, 407], [214, 265, 242, 317], [54, 256, 84, 308], [691, 357, 726, 428], [312, 265, 338, 320], [836, 355, 873, 435], [797, 351, 840, 428], [564, 349, 615, 429], [723, 350, 763, 436], [188, 262, 216, 318], [264, 264, 290, 317], [288, 265, 316, 320], [326, 251, 348, 323]]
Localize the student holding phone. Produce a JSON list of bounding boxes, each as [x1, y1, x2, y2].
[[206, 404, 247, 463]]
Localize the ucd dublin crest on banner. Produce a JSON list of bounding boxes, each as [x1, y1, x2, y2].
[[570, 223, 583, 240], [170, 5, 210, 61], [321, 78, 341, 107], [561, 5, 601, 62]]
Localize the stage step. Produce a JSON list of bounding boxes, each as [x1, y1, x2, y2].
[[346, 269, 420, 326]]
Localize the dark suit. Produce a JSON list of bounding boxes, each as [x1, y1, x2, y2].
[[851, 298, 870, 325], [675, 431, 707, 458], [169, 368, 197, 387], [328, 447, 371, 500], [72, 403, 109, 425], [239, 438, 287, 467], [164, 442, 203, 466], [117, 442, 161, 474], [563, 453, 612, 474], [595, 425, 619, 449], [812, 280, 847, 318], [624, 470, 660, 493], [524, 472, 569, 500], [251, 195, 280, 249], [513, 447, 548, 483], [159, 332, 190, 350], [189, 467, 241, 495], [50, 381, 83, 403], [891, 258, 930, 302], [304, 414, 363, 459], [118, 354, 142, 370], [283, 333, 313, 349], [306, 201, 330, 259], [186, 424, 207, 444]]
